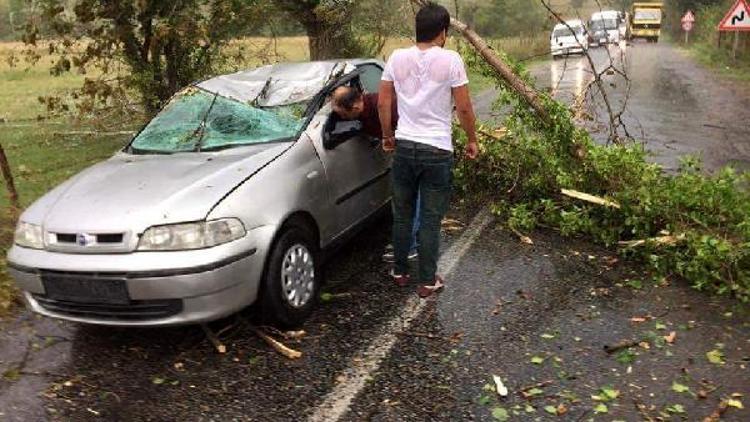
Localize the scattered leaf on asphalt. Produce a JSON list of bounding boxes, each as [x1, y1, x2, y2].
[[672, 381, 690, 394], [541, 333, 556, 339], [320, 293, 333, 302], [543, 405, 557, 415], [666, 403, 685, 414], [557, 403, 568, 415], [530, 356, 545, 365], [664, 331, 677, 344], [152, 377, 165, 385], [630, 317, 647, 323], [726, 399, 744, 409], [524, 387, 544, 398], [593, 403, 608, 414], [592, 387, 620, 402], [491, 407, 509, 421], [655, 322, 667, 330], [706, 349, 725, 365], [492, 375, 509, 397]]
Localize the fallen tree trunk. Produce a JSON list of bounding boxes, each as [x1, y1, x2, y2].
[[408, 0, 551, 125]]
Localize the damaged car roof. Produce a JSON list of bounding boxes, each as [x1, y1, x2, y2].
[[196, 60, 367, 107]]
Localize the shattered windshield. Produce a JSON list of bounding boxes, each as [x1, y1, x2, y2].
[[130, 88, 307, 153]]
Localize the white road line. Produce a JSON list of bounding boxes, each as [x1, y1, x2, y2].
[[308, 206, 494, 422]]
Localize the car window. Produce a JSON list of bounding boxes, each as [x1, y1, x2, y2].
[[553, 27, 582, 38], [130, 88, 307, 153], [358, 64, 383, 93]]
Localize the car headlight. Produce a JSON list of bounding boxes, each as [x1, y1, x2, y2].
[[138, 219, 246, 251], [14, 221, 44, 249]]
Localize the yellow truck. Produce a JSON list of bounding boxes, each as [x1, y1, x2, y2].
[[629, 2, 663, 42]]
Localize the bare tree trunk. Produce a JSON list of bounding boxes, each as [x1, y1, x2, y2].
[[0, 142, 20, 214], [306, 20, 352, 60], [408, 0, 551, 125]]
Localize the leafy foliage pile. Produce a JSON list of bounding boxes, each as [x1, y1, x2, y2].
[[454, 48, 750, 302]]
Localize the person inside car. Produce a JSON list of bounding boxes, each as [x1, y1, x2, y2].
[[331, 86, 420, 263]]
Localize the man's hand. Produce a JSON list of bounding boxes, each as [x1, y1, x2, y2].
[[465, 140, 479, 160], [383, 136, 396, 152]]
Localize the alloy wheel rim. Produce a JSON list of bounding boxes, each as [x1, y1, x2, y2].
[[281, 243, 315, 309]]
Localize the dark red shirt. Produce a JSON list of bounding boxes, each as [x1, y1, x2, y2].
[[360, 93, 398, 139]]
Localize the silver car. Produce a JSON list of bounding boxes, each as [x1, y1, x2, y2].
[[7, 60, 391, 327]]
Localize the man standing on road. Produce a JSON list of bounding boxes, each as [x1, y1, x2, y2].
[[331, 86, 421, 262], [378, 2, 479, 298]]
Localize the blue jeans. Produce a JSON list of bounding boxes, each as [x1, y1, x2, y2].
[[410, 190, 420, 254], [392, 139, 453, 283]]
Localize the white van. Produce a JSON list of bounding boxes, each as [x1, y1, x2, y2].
[[550, 19, 589, 59], [589, 11, 622, 45]]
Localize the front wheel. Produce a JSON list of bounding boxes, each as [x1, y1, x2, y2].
[[261, 225, 320, 328]]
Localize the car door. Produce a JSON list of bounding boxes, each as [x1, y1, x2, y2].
[[307, 64, 391, 237]]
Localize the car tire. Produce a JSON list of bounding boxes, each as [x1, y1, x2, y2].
[[260, 224, 321, 328]]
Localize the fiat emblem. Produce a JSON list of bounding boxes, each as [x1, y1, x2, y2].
[[76, 233, 95, 247]]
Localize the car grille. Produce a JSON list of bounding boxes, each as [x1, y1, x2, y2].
[[32, 295, 183, 321], [53, 233, 125, 244]]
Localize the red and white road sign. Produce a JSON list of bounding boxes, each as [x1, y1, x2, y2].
[[681, 10, 695, 24], [682, 21, 694, 32], [718, 0, 750, 31]]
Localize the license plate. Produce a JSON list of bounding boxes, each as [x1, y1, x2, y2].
[[42, 274, 130, 305]]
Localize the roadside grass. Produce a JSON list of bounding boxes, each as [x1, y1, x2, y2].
[[683, 41, 750, 84]]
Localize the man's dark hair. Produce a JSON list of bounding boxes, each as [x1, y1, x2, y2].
[[415, 2, 450, 43], [332, 86, 363, 111]]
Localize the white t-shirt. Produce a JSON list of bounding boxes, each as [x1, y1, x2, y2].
[[382, 46, 469, 151]]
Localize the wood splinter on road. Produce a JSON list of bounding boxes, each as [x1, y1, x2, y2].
[[561, 189, 621, 209], [250, 325, 302, 360], [201, 323, 227, 354]]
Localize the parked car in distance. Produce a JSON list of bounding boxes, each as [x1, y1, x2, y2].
[[7, 60, 392, 328], [550, 19, 589, 59], [589, 10, 622, 46]]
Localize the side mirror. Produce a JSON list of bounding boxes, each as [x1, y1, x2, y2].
[[323, 117, 363, 150]]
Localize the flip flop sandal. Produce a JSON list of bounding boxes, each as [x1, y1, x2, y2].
[[417, 276, 445, 298]]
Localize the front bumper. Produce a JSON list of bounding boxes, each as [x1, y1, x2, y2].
[[7, 227, 274, 326], [552, 47, 585, 56]]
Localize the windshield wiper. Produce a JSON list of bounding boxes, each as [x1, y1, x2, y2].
[[194, 91, 220, 152]]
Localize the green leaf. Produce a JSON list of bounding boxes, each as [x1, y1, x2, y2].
[[526, 387, 544, 397], [666, 404, 685, 414], [726, 399, 744, 409], [655, 322, 667, 330], [524, 404, 536, 413], [320, 292, 333, 302], [593, 403, 608, 414], [602, 388, 620, 400], [706, 349, 725, 365], [151, 377, 165, 385], [478, 395, 491, 406], [530, 356, 545, 365], [491, 407, 509, 421], [671, 381, 690, 394], [544, 405, 557, 415]]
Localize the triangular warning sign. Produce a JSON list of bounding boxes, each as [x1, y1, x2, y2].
[[718, 0, 750, 31]]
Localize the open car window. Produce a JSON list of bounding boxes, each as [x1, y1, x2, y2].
[[129, 88, 307, 154]]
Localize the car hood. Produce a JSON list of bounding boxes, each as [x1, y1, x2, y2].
[[27, 142, 291, 234]]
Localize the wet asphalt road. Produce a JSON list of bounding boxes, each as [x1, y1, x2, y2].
[[476, 41, 750, 172], [2, 42, 750, 421], [1, 205, 749, 421]]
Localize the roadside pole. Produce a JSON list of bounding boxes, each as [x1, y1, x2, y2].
[[734, 31, 740, 59], [681, 11, 695, 45]]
